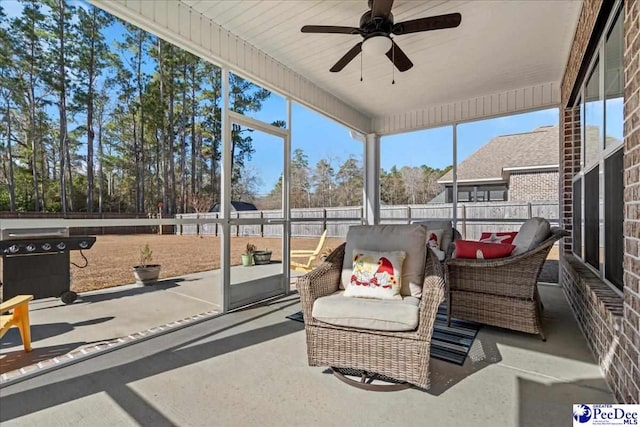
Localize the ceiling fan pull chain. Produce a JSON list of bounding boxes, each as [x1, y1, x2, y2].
[[360, 52, 363, 82], [391, 40, 395, 84]]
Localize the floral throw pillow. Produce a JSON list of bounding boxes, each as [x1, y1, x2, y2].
[[344, 249, 406, 300]]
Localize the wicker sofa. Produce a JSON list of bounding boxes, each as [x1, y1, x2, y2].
[[444, 224, 567, 340], [298, 224, 445, 390]]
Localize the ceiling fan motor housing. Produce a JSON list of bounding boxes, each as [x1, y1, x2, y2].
[[360, 11, 394, 36]]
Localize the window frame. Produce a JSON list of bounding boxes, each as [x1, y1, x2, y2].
[[454, 185, 508, 203], [572, 0, 624, 295]]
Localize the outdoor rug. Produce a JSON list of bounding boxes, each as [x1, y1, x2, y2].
[[286, 305, 480, 366]]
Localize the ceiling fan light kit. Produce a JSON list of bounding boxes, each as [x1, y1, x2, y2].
[[300, 0, 461, 77], [362, 35, 392, 56]]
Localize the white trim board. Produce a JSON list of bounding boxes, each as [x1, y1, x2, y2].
[[373, 83, 561, 136]]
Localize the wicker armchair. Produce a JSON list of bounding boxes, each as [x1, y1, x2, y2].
[[444, 229, 568, 340], [298, 243, 445, 390]]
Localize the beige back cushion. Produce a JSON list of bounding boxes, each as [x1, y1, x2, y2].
[[341, 224, 427, 297], [512, 217, 551, 255]]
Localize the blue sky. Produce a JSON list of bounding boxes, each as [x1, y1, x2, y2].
[[247, 104, 561, 193], [246, 97, 364, 195]]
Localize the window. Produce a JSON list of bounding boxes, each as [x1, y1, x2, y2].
[[584, 60, 601, 168], [446, 185, 508, 203], [572, 179, 582, 258], [480, 186, 507, 201], [456, 188, 471, 202], [584, 166, 599, 269], [489, 189, 507, 201], [573, 4, 624, 292], [604, 149, 623, 288], [605, 8, 624, 151]]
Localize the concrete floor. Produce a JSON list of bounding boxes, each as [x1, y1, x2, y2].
[[0, 284, 614, 427], [0, 263, 294, 374]]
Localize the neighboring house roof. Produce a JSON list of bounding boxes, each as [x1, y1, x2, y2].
[[438, 125, 559, 184], [429, 190, 447, 203], [211, 201, 258, 212], [230, 201, 258, 211]]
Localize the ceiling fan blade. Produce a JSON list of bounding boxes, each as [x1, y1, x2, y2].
[[330, 42, 363, 72], [392, 12, 461, 35], [370, 0, 394, 20], [386, 41, 413, 72], [301, 25, 360, 35]]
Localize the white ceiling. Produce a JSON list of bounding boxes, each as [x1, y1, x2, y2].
[[182, 0, 582, 119]]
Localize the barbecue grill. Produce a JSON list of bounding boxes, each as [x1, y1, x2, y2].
[[0, 228, 96, 304]]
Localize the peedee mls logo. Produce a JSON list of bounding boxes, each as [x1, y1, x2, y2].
[[574, 405, 593, 423], [573, 404, 640, 426]]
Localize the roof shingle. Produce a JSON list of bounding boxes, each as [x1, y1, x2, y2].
[[438, 125, 559, 183]]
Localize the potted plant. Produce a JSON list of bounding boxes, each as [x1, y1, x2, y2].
[[253, 248, 272, 265], [133, 243, 161, 285], [242, 243, 256, 266]]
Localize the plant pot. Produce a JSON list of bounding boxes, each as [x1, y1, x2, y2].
[[133, 264, 161, 285], [253, 250, 272, 265], [241, 254, 254, 266]]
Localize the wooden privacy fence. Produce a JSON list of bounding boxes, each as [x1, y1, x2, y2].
[[176, 201, 558, 240]]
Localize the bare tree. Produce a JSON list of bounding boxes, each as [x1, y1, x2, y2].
[[190, 191, 214, 213], [401, 166, 423, 204]]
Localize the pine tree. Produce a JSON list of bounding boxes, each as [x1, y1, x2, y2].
[[74, 6, 113, 212], [43, 0, 76, 212], [291, 148, 311, 208], [11, 0, 50, 212], [0, 5, 16, 211]]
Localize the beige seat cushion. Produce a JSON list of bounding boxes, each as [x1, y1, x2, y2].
[[512, 217, 551, 256], [312, 292, 420, 332], [341, 224, 427, 297]]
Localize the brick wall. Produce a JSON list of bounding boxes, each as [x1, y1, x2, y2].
[[560, 107, 581, 254], [559, 0, 640, 404], [561, 256, 625, 385], [508, 171, 559, 202]]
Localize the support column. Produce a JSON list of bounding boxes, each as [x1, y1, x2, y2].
[[452, 124, 458, 229], [219, 67, 231, 313], [284, 98, 292, 293], [364, 133, 380, 225]]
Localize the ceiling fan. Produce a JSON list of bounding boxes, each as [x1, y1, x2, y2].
[[301, 0, 461, 73]]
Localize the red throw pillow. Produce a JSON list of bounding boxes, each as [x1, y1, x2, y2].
[[479, 231, 518, 245], [455, 240, 515, 259]]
